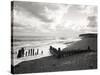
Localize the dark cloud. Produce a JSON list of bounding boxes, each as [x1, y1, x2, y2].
[[87, 16, 97, 27], [14, 24, 25, 28], [13, 1, 59, 22], [68, 5, 86, 12]]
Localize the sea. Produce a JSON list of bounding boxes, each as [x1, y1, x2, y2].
[[11, 36, 71, 66]]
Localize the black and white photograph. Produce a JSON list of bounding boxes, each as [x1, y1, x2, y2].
[[11, 1, 97, 74]]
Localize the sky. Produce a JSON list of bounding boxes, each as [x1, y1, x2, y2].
[[12, 1, 97, 39]]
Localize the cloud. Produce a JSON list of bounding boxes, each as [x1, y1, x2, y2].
[[12, 1, 97, 37], [14, 1, 58, 22], [87, 16, 97, 27], [64, 5, 97, 33], [40, 4, 70, 31], [13, 5, 48, 36], [80, 5, 97, 16]]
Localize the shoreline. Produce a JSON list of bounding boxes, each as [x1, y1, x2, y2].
[[12, 41, 68, 66]]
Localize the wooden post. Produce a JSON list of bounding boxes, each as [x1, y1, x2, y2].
[[25, 51, 28, 56], [31, 49, 32, 56], [28, 49, 30, 56], [33, 49, 34, 56], [37, 49, 39, 55], [41, 51, 43, 54]]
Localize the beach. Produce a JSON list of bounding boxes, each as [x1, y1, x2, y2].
[[11, 2, 98, 74], [11, 34, 97, 74], [12, 38, 69, 66], [13, 51, 97, 74]]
